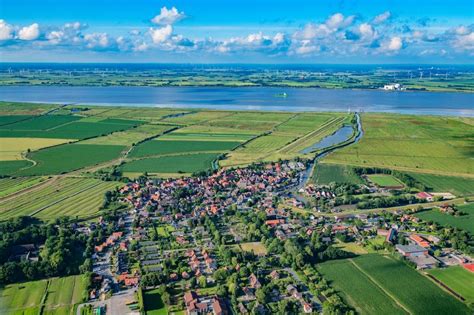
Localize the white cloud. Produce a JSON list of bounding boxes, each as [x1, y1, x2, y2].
[[373, 11, 391, 24], [151, 6, 185, 25], [0, 19, 13, 40], [18, 23, 40, 40], [384, 36, 403, 51], [295, 40, 320, 55], [84, 33, 111, 49], [326, 13, 354, 30], [358, 23, 376, 39], [452, 32, 474, 50], [46, 30, 65, 44], [149, 25, 173, 44]]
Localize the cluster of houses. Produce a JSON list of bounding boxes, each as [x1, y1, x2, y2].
[[303, 185, 336, 199], [186, 248, 217, 278], [94, 231, 124, 253], [184, 291, 227, 315]]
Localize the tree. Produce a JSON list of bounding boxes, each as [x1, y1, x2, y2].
[[198, 275, 207, 288]]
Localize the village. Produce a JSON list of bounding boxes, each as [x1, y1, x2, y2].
[[68, 159, 474, 314]]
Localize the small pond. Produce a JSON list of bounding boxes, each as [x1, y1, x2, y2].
[[300, 125, 354, 154]]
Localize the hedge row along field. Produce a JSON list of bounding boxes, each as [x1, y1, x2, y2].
[[427, 266, 474, 305], [319, 254, 470, 315], [0, 177, 120, 221]]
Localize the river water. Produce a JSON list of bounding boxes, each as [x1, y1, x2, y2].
[[0, 86, 472, 116]]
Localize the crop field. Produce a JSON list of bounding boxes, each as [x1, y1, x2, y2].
[[427, 266, 474, 305], [0, 102, 58, 115], [353, 254, 469, 314], [83, 124, 176, 145], [0, 275, 87, 315], [407, 172, 474, 196], [0, 176, 45, 198], [312, 163, 363, 185], [0, 137, 72, 160], [0, 115, 34, 126], [121, 153, 219, 175], [0, 177, 120, 220], [324, 114, 474, 177], [0, 160, 33, 176], [367, 174, 404, 187], [143, 288, 168, 315], [207, 111, 294, 131], [414, 203, 474, 234], [0, 118, 143, 139], [162, 111, 232, 125], [129, 139, 241, 158], [15, 144, 126, 176], [318, 258, 406, 315], [1, 115, 81, 130]]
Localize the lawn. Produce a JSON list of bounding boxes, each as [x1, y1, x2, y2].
[[427, 266, 474, 305], [324, 114, 474, 177], [239, 242, 268, 255], [15, 143, 125, 175], [0, 279, 47, 314], [143, 289, 168, 315], [0, 177, 119, 221], [312, 163, 363, 185], [121, 153, 219, 175], [367, 174, 404, 188], [129, 139, 241, 158], [407, 172, 474, 196], [414, 203, 474, 234]]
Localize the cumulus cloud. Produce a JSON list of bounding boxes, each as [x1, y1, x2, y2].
[[84, 33, 111, 49], [373, 11, 391, 24], [326, 13, 355, 30], [151, 6, 185, 25], [0, 19, 13, 40], [149, 25, 173, 44], [381, 36, 403, 52], [18, 23, 40, 40]]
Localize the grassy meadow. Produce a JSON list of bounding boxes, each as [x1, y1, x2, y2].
[[324, 114, 474, 177], [312, 163, 363, 185], [414, 203, 474, 234], [319, 254, 471, 315], [427, 266, 474, 305], [367, 174, 404, 187], [407, 172, 474, 196]]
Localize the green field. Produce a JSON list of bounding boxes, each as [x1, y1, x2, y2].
[[427, 266, 474, 305], [367, 174, 404, 187], [122, 153, 219, 175], [0, 177, 45, 198], [407, 173, 474, 196], [0, 115, 34, 126], [0, 160, 34, 176], [130, 139, 241, 158], [319, 258, 407, 315], [143, 289, 168, 315], [0, 275, 87, 315], [312, 163, 363, 185], [15, 144, 125, 175], [414, 203, 474, 234], [0, 115, 81, 130], [0, 177, 120, 221], [325, 114, 474, 177], [319, 254, 470, 315]]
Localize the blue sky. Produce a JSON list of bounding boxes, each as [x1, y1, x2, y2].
[[1, 0, 473, 63]]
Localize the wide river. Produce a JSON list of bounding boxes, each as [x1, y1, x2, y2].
[[0, 86, 472, 116]]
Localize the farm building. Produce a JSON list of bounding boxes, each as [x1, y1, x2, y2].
[[395, 244, 428, 256], [416, 192, 434, 202]]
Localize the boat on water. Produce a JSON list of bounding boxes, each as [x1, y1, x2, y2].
[[274, 92, 288, 98]]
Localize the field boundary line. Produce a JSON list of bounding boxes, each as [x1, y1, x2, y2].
[[0, 176, 60, 203], [348, 258, 413, 315], [28, 182, 103, 217], [424, 273, 466, 302]]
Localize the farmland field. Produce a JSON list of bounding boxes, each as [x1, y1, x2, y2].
[[15, 143, 126, 175], [427, 266, 474, 305], [319, 254, 471, 314], [0, 115, 80, 130], [239, 242, 268, 255], [0, 275, 87, 315], [407, 172, 474, 196], [0, 177, 120, 220], [0, 177, 45, 198], [0, 137, 72, 160], [414, 203, 474, 234], [324, 114, 474, 177], [318, 258, 407, 315], [143, 288, 168, 315], [0, 160, 33, 176], [121, 153, 219, 175], [312, 163, 363, 185], [130, 139, 241, 158], [367, 174, 404, 187]]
